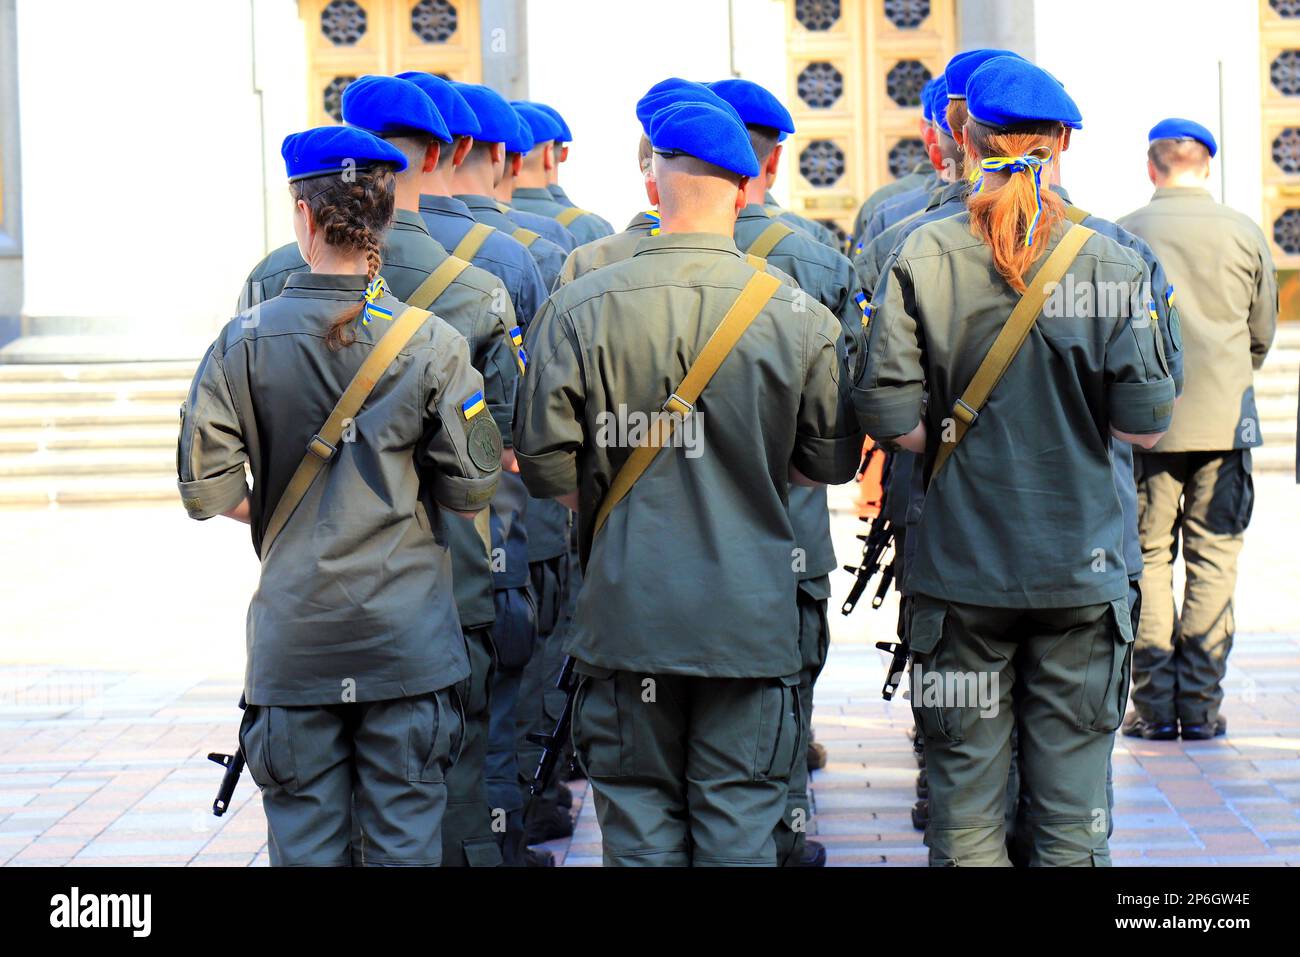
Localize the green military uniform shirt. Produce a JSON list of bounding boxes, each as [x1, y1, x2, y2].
[[179, 274, 501, 705], [548, 182, 615, 237], [763, 190, 842, 252], [501, 197, 579, 252], [1117, 187, 1277, 451], [856, 215, 1175, 609], [558, 210, 659, 286], [457, 193, 569, 290], [510, 186, 613, 245], [514, 233, 864, 678], [851, 162, 932, 247]]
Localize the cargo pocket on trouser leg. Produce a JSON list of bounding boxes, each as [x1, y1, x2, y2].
[[906, 599, 968, 745], [568, 664, 626, 779], [407, 689, 462, 786], [752, 675, 803, 784], [1076, 600, 1135, 734], [491, 586, 538, 671], [239, 704, 299, 792]]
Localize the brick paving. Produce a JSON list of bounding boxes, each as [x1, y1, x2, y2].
[[1, 474, 1297, 867]]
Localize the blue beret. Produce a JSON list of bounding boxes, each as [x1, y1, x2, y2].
[[966, 56, 1083, 130], [450, 82, 517, 145], [505, 110, 534, 155], [341, 75, 450, 143], [707, 78, 795, 142], [1148, 117, 1217, 158], [945, 48, 1025, 99], [920, 77, 939, 122], [636, 81, 743, 135], [511, 101, 563, 144], [649, 101, 759, 178], [281, 126, 408, 182], [395, 72, 480, 139], [930, 76, 952, 135], [531, 102, 572, 143]]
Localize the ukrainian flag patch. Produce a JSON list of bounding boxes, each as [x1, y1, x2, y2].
[[462, 391, 486, 420], [1165, 284, 1176, 309], [509, 325, 523, 347]]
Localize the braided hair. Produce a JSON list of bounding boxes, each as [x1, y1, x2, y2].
[[290, 166, 396, 349]]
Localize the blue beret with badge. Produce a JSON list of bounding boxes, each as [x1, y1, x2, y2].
[[1148, 117, 1217, 158], [281, 126, 408, 182], [649, 101, 759, 178], [512, 101, 564, 144], [945, 48, 1025, 100], [394, 71, 480, 139], [450, 82, 518, 145], [966, 56, 1083, 130], [505, 109, 534, 155], [341, 75, 450, 143], [531, 102, 572, 143], [707, 78, 796, 142], [636, 80, 744, 135]]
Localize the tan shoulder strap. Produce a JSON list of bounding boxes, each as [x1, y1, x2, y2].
[[745, 253, 766, 270], [406, 256, 472, 310], [592, 269, 782, 538], [511, 226, 540, 249], [452, 222, 495, 262], [930, 224, 1096, 481], [1065, 204, 1090, 224], [260, 305, 432, 560], [555, 206, 589, 227], [747, 221, 795, 260]]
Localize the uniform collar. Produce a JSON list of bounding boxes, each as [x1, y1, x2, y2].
[[512, 187, 555, 202], [928, 179, 970, 210], [737, 203, 774, 222], [456, 193, 499, 213], [282, 273, 367, 299], [625, 210, 659, 231], [1152, 186, 1214, 201], [391, 207, 432, 234], [1047, 184, 1072, 205], [764, 190, 778, 206], [418, 193, 477, 221], [631, 232, 742, 258]]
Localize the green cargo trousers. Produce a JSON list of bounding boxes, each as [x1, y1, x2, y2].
[[775, 576, 831, 867], [571, 661, 802, 866], [240, 689, 462, 867], [908, 595, 1132, 867], [1134, 450, 1253, 726], [440, 627, 503, 867]]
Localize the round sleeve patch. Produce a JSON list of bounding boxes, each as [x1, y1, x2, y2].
[[466, 415, 503, 473]]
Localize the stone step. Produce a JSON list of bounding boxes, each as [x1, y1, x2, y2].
[[0, 403, 181, 431], [1250, 443, 1296, 474], [0, 361, 198, 384], [0, 428, 178, 454], [0, 380, 191, 405], [0, 475, 179, 509], [0, 449, 174, 479]]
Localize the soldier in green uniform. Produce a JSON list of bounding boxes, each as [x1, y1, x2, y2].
[[514, 101, 862, 866], [855, 58, 1174, 866], [1117, 118, 1278, 740], [508, 107, 614, 246], [179, 125, 501, 866], [529, 100, 616, 237], [708, 76, 867, 868]]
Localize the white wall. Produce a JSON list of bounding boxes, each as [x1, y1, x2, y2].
[[16, 0, 306, 339], [525, 0, 787, 229], [1033, 0, 1261, 225]]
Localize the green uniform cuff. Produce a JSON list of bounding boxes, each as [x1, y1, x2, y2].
[[178, 469, 249, 520], [853, 382, 923, 439], [793, 432, 864, 485], [431, 472, 501, 512], [515, 448, 578, 498], [1108, 377, 1176, 434]]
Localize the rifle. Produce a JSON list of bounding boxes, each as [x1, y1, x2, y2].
[[841, 446, 896, 616], [526, 655, 578, 799], [207, 695, 247, 817]]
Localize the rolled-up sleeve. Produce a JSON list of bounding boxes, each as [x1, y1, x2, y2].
[[852, 257, 925, 439], [793, 304, 866, 485], [419, 325, 502, 510], [177, 343, 250, 520], [1106, 269, 1176, 435], [512, 300, 584, 497]]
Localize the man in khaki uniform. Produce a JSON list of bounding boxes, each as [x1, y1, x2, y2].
[[514, 102, 862, 866], [1118, 118, 1278, 740]]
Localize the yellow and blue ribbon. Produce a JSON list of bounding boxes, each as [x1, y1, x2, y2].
[[1165, 284, 1176, 309], [975, 148, 1053, 247], [644, 209, 661, 236], [508, 325, 528, 374], [360, 276, 392, 326]]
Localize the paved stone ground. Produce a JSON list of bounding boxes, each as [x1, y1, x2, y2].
[[1, 475, 1297, 867]]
